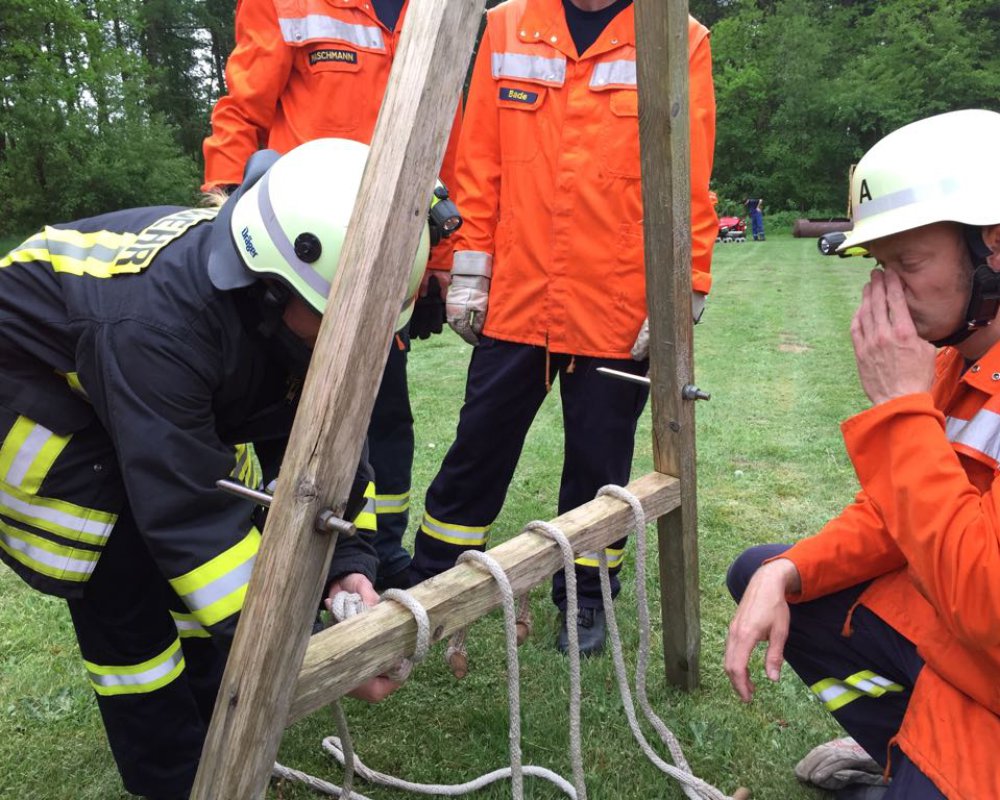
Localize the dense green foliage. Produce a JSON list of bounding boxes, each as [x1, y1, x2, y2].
[[2, 0, 999, 228]]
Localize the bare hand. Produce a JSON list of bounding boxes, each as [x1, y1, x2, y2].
[[724, 559, 800, 702], [850, 269, 936, 405], [325, 574, 401, 702]]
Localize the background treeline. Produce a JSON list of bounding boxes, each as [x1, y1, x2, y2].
[[2, 0, 999, 233]]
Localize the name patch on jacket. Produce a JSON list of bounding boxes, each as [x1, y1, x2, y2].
[[113, 208, 219, 273], [499, 86, 539, 105], [310, 48, 358, 66]]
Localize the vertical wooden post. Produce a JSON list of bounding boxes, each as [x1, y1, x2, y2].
[[191, 2, 483, 797], [634, 0, 701, 690]]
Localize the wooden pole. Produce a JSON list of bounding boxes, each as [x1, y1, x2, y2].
[[289, 472, 680, 720], [634, 0, 701, 689], [191, 1, 483, 797]]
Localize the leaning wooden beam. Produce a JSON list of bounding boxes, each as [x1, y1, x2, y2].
[[634, 0, 701, 690], [290, 471, 680, 721], [191, 1, 483, 798]]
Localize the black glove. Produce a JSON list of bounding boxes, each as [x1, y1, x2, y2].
[[407, 275, 446, 340]]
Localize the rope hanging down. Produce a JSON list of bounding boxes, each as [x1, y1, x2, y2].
[[273, 485, 741, 800]]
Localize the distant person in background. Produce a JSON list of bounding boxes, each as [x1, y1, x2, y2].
[[202, 0, 463, 591], [744, 196, 765, 240]]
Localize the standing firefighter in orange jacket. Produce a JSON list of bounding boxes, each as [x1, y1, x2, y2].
[[203, 0, 462, 591], [725, 110, 1000, 800], [410, 0, 717, 656]]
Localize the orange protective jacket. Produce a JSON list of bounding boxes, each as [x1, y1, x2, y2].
[[202, 0, 462, 271], [783, 345, 1000, 799], [453, 0, 717, 358]]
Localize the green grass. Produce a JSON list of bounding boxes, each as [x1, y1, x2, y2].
[[0, 236, 873, 799]]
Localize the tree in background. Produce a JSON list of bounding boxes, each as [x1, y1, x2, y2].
[[709, 0, 1000, 214], [2, 0, 998, 231]]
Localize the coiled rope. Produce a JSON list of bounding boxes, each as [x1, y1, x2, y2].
[[273, 485, 738, 799]]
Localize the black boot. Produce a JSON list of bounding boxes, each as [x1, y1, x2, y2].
[[557, 606, 607, 656]]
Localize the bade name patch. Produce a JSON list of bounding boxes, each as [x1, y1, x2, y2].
[[499, 87, 538, 104]]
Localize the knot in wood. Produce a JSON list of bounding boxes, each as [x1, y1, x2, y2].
[[295, 478, 320, 503]]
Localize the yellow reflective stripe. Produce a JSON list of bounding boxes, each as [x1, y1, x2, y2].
[[0, 519, 100, 582], [574, 547, 626, 569], [57, 371, 90, 400], [810, 671, 904, 713], [0, 416, 71, 492], [354, 481, 377, 532], [0, 481, 116, 546], [231, 443, 262, 490], [170, 610, 211, 639], [169, 528, 260, 628], [85, 638, 185, 696], [375, 491, 410, 515], [37, 228, 140, 277], [419, 511, 490, 546]]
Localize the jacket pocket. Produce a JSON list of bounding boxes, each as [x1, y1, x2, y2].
[[496, 83, 546, 163], [600, 89, 641, 179]]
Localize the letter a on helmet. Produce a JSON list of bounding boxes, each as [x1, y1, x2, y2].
[[208, 138, 429, 330], [841, 109, 1000, 251]]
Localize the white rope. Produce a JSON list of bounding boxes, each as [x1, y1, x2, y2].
[[273, 486, 738, 800]]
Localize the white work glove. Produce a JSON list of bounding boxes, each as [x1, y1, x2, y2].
[[446, 252, 492, 345], [630, 292, 707, 360], [794, 737, 886, 791]]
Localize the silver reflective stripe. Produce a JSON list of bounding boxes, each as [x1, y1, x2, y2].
[[491, 52, 566, 84], [278, 15, 384, 49], [0, 487, 113, 540], [945, 409, 1000, 464], [854, 177, 962, 221], [171, 614, 207, 637], [88, 645, 184, 689], [4, 423, 53, 486], [362, 496, 376, 515], [38, 239, 122, 265], [453, 251, 493, 278], [0, 527, 98, 577], [420, 516, 489, 544], [181, 553, 256, 613], [257, 171, 331, 298], [590, 60, 636, 88], [815, 683, 853, 705], [375, 493, 409, 514]]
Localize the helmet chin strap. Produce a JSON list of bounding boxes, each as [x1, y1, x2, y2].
[[930, 227, 1000, 348]]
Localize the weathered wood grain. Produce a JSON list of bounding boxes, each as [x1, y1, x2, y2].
[[191, 1, 483, 797], [634, 0, 702, 690]]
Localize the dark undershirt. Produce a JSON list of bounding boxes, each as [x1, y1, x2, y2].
[[371, 0, 405, 32], [562, 0, 633, 57]]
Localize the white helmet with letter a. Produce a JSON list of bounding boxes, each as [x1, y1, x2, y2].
[[209, 137, 430, 331], [840, 109, 1000, 251]]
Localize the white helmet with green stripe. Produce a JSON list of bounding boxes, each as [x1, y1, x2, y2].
[[840, 109, 1000, 251], [209, 137, 429, 330]]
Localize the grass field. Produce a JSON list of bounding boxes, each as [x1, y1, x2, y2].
[[0, 236, 874, 799]]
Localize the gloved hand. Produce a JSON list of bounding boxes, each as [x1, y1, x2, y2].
[[408, 273, 447, 340], [630, 292, 708, 360], [446, 253, 492, 345], [794, 737, 886, 791]]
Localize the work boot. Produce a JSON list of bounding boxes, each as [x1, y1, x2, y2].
[[375, 564, 412, 591], [557, 606, 606, 656]]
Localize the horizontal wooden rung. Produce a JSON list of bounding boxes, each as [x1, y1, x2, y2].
[[289, 471, 681, 722]]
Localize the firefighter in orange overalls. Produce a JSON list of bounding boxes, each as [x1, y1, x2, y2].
[[410, 0, 718, 655], [203, 0, 462, 591], [725, 110, 1000, 800]]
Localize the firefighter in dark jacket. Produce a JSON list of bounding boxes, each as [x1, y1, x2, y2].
[[0, 138, 423, 799]]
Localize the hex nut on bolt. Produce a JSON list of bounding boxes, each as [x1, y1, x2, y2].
[[316, 510, 356, 538]]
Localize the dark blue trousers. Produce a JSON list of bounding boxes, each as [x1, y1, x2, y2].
[[749, 209, 765, 240], [411, 337, 649, 609], [727, 545, 946, 799], [365, 332, 414, 580]]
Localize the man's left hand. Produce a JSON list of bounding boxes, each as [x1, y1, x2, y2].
[[851, 269, 935, 405], [325, 573, 400, 702]]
